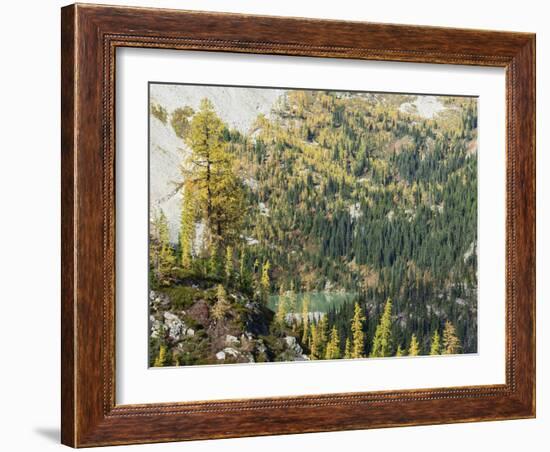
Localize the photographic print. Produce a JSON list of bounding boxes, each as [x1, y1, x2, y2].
[[148, 83, 478, 367]]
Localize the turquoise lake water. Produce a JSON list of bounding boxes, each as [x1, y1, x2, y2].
[[268, 292, 357, 313]]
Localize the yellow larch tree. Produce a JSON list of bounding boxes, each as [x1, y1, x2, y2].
[[408, 334, 420, 356], [442, 321, 461, 354], [351, 302, 366, 358]]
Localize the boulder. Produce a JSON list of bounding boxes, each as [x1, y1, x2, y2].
[[186, 299, 210, 326], [223, 347, 240, 357], [150, 316, 163, 339], [163, 311, 186, 342], [225, 335, 240, 346], [244, 302, 272, 336], [284, 336, 303, 356], [149, 290, 171, 309], [215, 351, 226, 360]]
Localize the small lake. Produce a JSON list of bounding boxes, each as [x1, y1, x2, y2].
[[268, 292, 357, 313]]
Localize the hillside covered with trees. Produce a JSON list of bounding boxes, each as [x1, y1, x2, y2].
[[148, 86, 477, 367]]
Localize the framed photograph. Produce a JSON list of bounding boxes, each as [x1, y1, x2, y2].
[[61, 4, 535, 447]]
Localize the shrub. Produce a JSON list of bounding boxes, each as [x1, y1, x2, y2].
[[150, 103, 168, 124]]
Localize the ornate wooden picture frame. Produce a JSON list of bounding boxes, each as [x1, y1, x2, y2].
[[61, 3, 535, 447]]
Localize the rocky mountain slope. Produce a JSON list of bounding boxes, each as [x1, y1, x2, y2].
[[149, 286, 308, 366]]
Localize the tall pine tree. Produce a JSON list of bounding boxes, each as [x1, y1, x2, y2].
[[311, 315, 328, 360], [184, 98, 244, 250], [344, 337, 352, 359], [152, 209, 175, 284], [179, 183, 195, 269], [371, 299, 393, 357], [442, 321, 461, 354], [430, 330, 441, 355], [224, 246, 234, 284], [351, 303, 366, 358], [211, 284, 231, 321], [325, 326, 341, 360], [260, 261, 271, 305], [301, 295, 310, 345], [409, 334, 420, 356]]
